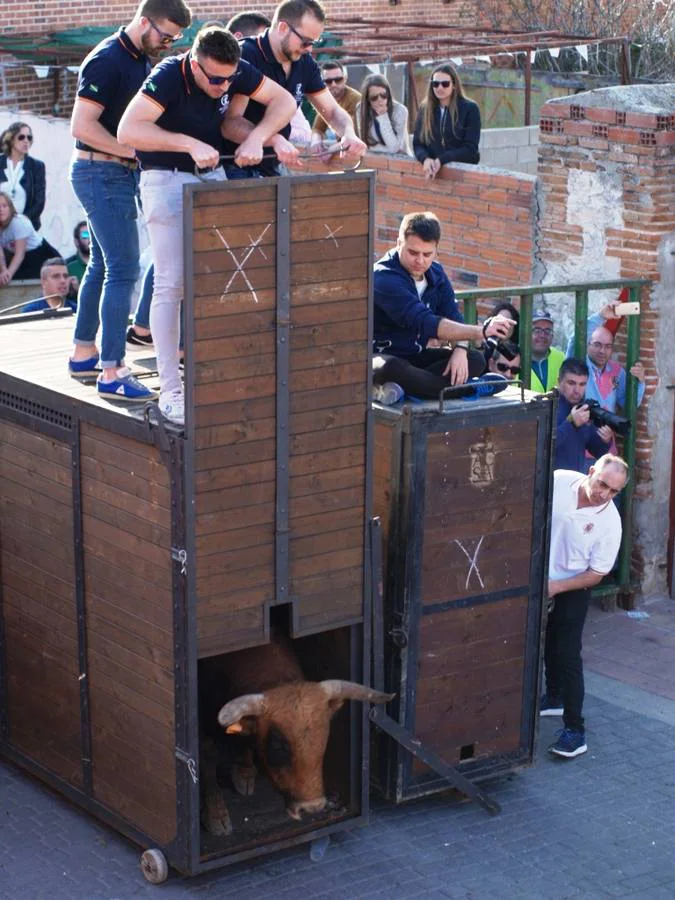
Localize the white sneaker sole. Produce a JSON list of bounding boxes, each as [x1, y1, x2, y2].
[[540, 708, 564, 717], [549, 742, 587, 758]]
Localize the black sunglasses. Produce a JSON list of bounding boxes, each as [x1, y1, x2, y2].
[[17, 133, 33, 142], [285, 21, 319, 48], [431, 79, 452, 89], [323, 75, 344, 85], [369, 91, 388, 102], [147, 16, 183, 45], [495, 362, 521, 375], [196, 58, 238, 86]]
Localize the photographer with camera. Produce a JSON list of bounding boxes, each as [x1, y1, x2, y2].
[[555, 358, 613, 472]]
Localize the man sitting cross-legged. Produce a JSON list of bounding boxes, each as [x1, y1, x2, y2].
[[372, 211, 513, 403]]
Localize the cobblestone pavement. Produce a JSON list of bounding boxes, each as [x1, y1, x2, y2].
[[3, 600, 675, 899]]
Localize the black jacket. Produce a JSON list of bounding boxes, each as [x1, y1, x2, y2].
[[413, 96, 481, 166], [0, 154, 46, 230]]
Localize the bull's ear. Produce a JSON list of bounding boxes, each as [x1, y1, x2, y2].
[[320, 680, 395, 705]]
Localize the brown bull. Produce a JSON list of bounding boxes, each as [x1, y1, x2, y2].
[[200, 636, 393, 835]]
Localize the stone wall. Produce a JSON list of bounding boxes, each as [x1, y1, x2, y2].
[[536, 85, 675, 597]]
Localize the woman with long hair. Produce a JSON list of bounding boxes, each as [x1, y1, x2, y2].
[[0, 191, 58, 284], [413, 63, 481, 180], [0, 121, 46, 231], [356, 74, 411, 155]]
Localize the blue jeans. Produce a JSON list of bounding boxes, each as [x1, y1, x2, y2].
[[134, 262, 154, 329], [69, 160, 140, 368]]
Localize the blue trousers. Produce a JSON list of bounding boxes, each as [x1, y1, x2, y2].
[[69, 159, 140, 367]]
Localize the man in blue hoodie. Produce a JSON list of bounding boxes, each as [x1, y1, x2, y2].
[[555, 358, 612, 472], [372, 211, 513, 402]]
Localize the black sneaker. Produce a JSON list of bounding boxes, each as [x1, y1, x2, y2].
[[126, 326, 153, 348], [540, 694, 564, 716], [548, 728, 587, 758]]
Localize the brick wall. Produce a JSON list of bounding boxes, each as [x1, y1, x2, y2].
[[365, 155, 537, 289], [536, 86, 675, 596], [1, 1, 476, 35]]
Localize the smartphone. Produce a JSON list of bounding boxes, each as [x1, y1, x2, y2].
[[613, 301, 640, 316]]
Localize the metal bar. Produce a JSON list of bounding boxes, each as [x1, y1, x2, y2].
[[524, 48, 532, 127], [455, 278, 649, 301], [573, 289, 589, 359], [275, 178, 291, 606], [370, 708, 501, 815], [370, 518, 385, 694], [519, 293, 533, 390], [71, 418, 93, 795], [462, 296, 477, 326], [617, 286, 641, 592]]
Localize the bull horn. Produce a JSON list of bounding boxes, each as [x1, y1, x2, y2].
[[320, 680, 395, 703], [217, 693, 265, 727]]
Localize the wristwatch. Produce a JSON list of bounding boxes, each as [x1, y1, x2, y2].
[[454, 341, 470, 350]]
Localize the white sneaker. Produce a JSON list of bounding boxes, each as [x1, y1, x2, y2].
[[159, 390, 185, 425]]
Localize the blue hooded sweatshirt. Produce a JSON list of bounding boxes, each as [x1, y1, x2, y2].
[[373, 249, 464, 357]]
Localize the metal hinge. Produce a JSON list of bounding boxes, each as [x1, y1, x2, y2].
[[176, 748, 198, 784], [171, 547, 187, 575]]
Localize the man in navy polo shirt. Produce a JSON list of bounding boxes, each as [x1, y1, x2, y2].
[[118, 26, 296, 425], [222, 0, 366, 176], [69, 0, 192, 402]]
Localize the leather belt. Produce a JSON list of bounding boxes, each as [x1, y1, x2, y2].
[[75, 149, 138, 169]]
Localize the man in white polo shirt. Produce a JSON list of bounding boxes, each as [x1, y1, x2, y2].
[[541, 454, 628, 758]]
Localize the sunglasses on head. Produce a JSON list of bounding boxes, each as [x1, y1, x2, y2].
[[147, 16, 183, 45], [495, 362, 521, 375], [17, 133, 33, 142], [196, 58, 238, 86], [323, 75, 344, 85], [285, 21, 319, 48], [369, 91, 388, 102], [431, 79, 452, 89]]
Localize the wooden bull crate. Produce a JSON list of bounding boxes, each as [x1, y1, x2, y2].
[[0, 172, 376, 881], [372, 389, 555, 803]]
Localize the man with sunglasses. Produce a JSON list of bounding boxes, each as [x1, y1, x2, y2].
[[65, 220, 91, 289], [542, 453, 628, 759], [118, 26, 296, 424], [68, 0, 192, 403], [222, 0, 366, 176], [311, 61, 360, 143], [487, 341, 521, 382]]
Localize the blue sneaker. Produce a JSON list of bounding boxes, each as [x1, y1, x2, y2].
[[548, 728, 587, 758], [372, 381, 404, 405], [96, 367, 157, 403], [540, 694, 564, 717], [69, 354, 101, 379]]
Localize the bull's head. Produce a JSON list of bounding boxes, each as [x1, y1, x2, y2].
[[217, 680, 393, 819]]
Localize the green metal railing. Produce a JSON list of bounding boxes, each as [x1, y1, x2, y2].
[[456, 278, 651, 602]]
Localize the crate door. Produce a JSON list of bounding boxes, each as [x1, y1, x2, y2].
[[400, 404, 551, 799], [183, 174, 373, 657]]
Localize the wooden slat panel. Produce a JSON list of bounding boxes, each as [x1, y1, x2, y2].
[[191, 176, 371, 650], [80, 423, 176, 840], [0, 422, 81, 788]]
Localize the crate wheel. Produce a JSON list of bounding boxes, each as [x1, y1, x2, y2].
[[141, 848, 169, 884]]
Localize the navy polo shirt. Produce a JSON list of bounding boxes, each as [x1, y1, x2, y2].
[[136, 53, 265, 172], [75, 28, 151, 152], [223, 29, 325, 173]]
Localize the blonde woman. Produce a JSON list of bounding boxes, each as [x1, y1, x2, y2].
[[356, 74, 411, 155], [412, 63, 480, 180]]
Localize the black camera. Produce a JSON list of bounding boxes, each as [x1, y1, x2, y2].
[[584, 399, 631, 436], [485, 337, 518, 361]]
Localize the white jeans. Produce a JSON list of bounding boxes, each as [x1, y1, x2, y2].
[[140, 168, 226, 396]]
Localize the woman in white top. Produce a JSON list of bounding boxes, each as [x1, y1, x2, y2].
[[356, 75, 411, 156], [0, 191, 58, 284], [0, 121, 46, 231]]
